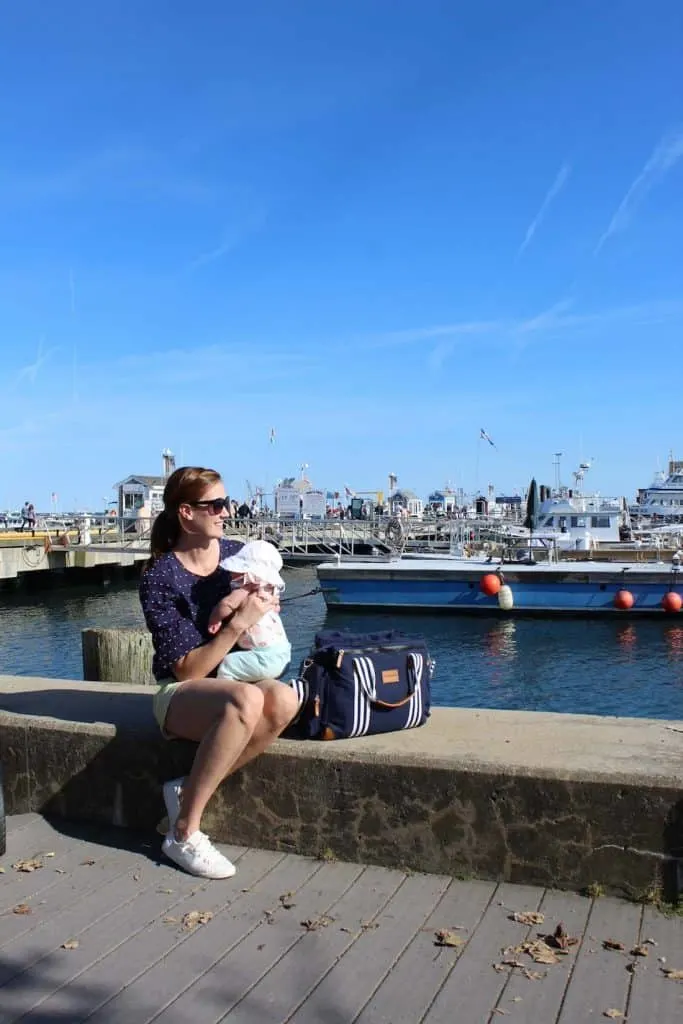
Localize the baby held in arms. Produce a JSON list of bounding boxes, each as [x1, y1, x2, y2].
[[208, 540, 292, 681]]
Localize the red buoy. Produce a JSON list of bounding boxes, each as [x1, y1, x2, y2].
[[614, 590, 634, 610], [662, 591, 683, 613], [480, 573, 502, 596]]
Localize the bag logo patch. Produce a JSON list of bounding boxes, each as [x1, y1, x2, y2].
[[382, 669, 400, 684]]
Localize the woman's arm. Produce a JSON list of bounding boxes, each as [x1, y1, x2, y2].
[[172, 590, 279, 682]]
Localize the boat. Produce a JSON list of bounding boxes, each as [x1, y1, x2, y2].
[[316, 551, 683, 616], [631, 459, 683, 523]]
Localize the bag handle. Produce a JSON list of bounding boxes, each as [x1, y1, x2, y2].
[[353, 654, 421, 708], [371, 694, 415, 709]]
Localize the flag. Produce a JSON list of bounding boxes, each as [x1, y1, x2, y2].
[[269, 428, 276, 445], [51, 492, 58, 503], [344, 485, 355, 498], [480, 428, 496, 448]]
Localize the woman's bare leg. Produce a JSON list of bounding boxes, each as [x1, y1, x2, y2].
[[164, 678, 299, 838]]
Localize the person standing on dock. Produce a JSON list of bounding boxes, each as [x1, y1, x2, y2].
[[19, 501, 31, 532], [139, 467, 298, 880]]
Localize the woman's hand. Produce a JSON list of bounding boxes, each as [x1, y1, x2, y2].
[[232, 589, 279, 633]]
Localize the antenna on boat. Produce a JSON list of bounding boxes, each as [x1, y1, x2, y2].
[[553, 452, 563, 492]]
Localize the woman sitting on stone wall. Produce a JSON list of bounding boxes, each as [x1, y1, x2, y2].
[[139, 466, 298, 880]]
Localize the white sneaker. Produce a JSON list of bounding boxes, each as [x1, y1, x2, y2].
[[163, 777, 185, 834], [162, 830, 237, 879]]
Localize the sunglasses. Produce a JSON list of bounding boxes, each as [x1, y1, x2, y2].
[[189, 498, 231, 515]]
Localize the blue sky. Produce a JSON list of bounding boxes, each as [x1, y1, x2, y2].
[[1, 0, 682, 510]]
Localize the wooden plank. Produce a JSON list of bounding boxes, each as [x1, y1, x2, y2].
[[17, 847, 284, 1024], [286, 871, 452, 1024], [492, 889, 593, 1023], [0, 847, 247, 1024], [213, 865, 407, 1024], [625, 905, 683, 1022], [147, 860, 365, 1024], [556, 896, 643, 1023], [57, 852, 321, 1024], [421, 883, 546, 1024], [0, 817, 155, 912], [352, 878, 497, 1024]]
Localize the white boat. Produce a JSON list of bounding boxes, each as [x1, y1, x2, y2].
[[631, 459, 683, 522]]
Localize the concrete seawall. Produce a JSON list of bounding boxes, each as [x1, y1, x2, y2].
[[1, 674, 682, 898]]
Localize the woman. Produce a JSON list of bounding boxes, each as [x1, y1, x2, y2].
[[139, 466, 299, 879]]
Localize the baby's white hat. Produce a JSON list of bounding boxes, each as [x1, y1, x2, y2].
[[220, 540, 285, 590]]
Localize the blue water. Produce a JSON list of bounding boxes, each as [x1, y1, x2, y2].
[[1, 567, 683, 720]]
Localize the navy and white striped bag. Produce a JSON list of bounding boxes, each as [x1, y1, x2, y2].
[[285, 630, 433, 740]]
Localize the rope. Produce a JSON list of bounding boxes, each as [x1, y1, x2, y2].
[[281, 586, 322, 604]]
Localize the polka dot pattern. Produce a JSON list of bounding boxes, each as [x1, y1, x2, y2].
[[139, 537, 243, 680]]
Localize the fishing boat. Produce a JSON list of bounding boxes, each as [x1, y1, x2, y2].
[[316, 551, 683, 616]]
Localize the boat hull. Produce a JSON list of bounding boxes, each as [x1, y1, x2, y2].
[[317, 558, 683, 616]]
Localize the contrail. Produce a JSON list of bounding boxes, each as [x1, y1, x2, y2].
[[516, 163, 571, 259]]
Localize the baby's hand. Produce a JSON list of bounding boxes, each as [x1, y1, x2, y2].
[[207, 591, 247, 635]]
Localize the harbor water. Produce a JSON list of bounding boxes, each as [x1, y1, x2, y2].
[[2, 567, 683, 721]]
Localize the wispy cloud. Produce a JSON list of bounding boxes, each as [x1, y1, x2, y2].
[[187, 206, 268, 271], [516, 163, 571, 259], [595, 129, 683, 254], [16, 338, 60, 385]]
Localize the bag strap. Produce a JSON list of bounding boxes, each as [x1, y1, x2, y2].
[[352, 654, 421, 709]]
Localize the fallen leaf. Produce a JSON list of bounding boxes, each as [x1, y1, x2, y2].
[[133, 872, 141, 882], [12, 858, 43, 873], [523, 969, 545, 980], [502, 958, 526, 969], [182, 910, 213, 931], [661, 968, 683, 980], [163, 916, 179, 925], [279, 892, 296, 909], [493, 963, 508, 973], [603, 939, 625, 951], [301, 916, 333, 932], [510, 911, 545, 925], [80, 859, 96, 867], [45, 852, 55, 858], [546, 922, 579, 950], [643, 937, 658, 946], [13, 904, 32, 915], [603, 1011, 623, 1019], [157, 888, 174, 895], [434, 929, 464, 948], [62, 939, 79, 950], [523, 940, 560, 965], [630, 944, 649, 957]]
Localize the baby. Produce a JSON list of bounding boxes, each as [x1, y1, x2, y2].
[[208, 539, 292, 681]]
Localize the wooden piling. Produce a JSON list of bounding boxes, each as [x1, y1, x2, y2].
[[82, 627, 155, 685]]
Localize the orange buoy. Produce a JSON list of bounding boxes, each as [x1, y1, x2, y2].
[[661, 591, 683, 613], [614, 590, 634, 610], [480, 573, 502, 596]]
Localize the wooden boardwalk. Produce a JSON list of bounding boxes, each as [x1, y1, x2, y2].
[[1, 815, 681, 1023]]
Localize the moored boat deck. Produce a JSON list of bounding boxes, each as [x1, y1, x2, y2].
[[2, 815, 682, 1023]]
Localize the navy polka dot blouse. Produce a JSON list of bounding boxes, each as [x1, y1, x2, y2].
[[139, 537, 243, 681]]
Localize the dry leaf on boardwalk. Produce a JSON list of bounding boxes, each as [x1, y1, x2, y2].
[[301, 916, 333, 932], [545, 923, 579, 951], [80, 859, 96, 867], [661, 968, 683, 981], [603, 1010, 623, 1019], [157, 888, 174, 895], [0, 867, 5, 873], [182, 910, 213, 931], [12, 904, 32, 915], [510, 911, 545, 925], [603, 939, 625, 951], [45, 852, 55, 858], [163, 916, 179, 925], [12, 858, 43, 873], [523, 968, 546, 980], [525, 941, 560, 965], [434, 929, 464, 948], [279, 891, 296, 909], [630, 944, 649, 957], [62, 939, 80, 950]]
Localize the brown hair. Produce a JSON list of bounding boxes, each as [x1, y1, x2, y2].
[[147, 466, 222, 565]]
